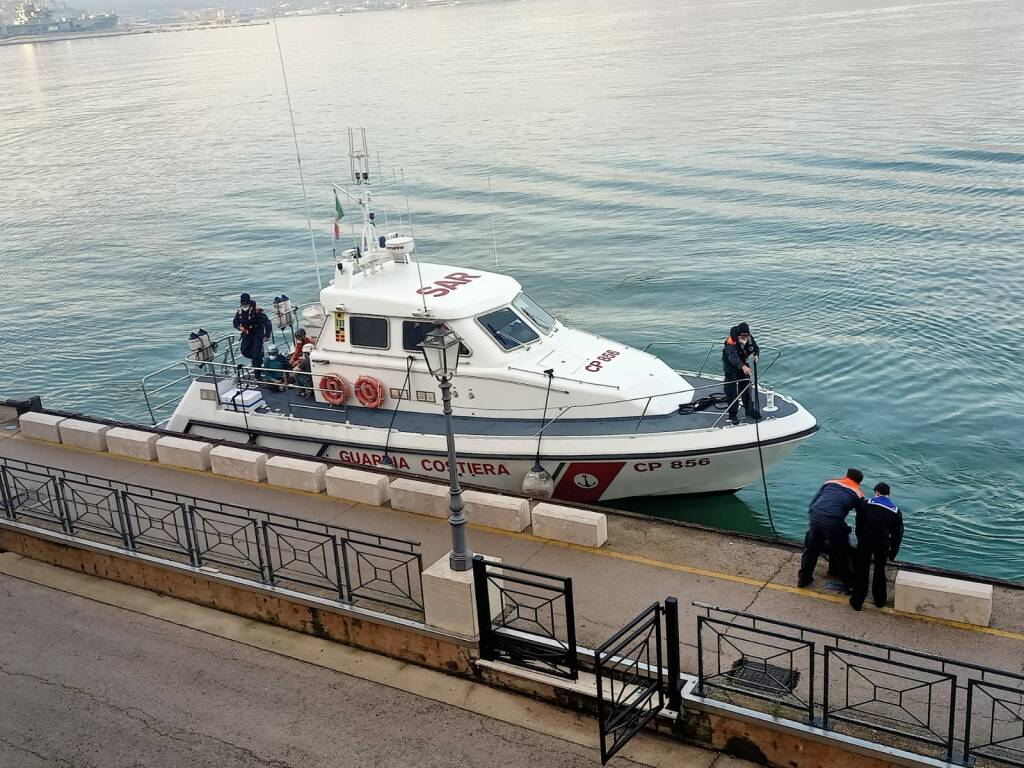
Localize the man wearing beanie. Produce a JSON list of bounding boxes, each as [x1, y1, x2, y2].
[[721, 322, 760, 425], [233, 293, 273, 377]]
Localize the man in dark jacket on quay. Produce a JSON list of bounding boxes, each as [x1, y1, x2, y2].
[[849, 483, 904, 611], [233, 293, 273, 377], [797, 468, 866, 589], [722, 322, 760, 426]]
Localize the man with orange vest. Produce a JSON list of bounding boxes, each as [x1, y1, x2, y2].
[[722, 322, 760, 426], [797, 468, 867, 589]]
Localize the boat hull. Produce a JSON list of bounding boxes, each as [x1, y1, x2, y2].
[[171, 382, 816, 502]]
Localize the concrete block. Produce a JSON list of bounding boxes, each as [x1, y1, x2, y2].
[[895, 571, 993, 627], [388, 477, 450, 518], [209, 445, 267, 483], [325, 467, 390, 507], [265, 456, 327, 494], [155, 436, 212, 471], [18, 412, 65, 443], [422, 553, 501, 637], [57, 419, 111, 452], [532, 503, 608, 548], [463, 490, 531, 532], [106, 427, 160, 461]]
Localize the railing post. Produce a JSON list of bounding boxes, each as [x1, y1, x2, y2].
[[337, 537, 353, 604], [182, 504, 200, 567], [564, 576, 579, 681], [260, 520, 276, 586], [962, 680, 974, 765], [472, 556, 493, 657], [696, 615, 705, 696], [0, 465, 12, 519], [665, 597, 682, 711], [822, 647, 831, 731], [52, 476, 73, 535]]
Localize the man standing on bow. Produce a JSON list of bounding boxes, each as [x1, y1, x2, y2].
[[233, 293, 272, 377], [722, 322, 760, 425]]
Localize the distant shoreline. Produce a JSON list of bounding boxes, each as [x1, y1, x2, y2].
[[0, 20, 270, 47]]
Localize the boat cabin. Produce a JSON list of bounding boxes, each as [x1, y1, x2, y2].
[[309, 246, 693, 421]]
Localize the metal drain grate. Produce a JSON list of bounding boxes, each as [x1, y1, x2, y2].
[[726, 658, 800, 694]]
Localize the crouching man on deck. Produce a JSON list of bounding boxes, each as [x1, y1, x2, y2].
[[797, 468, 866, 590], [849, 483, 904, 610]]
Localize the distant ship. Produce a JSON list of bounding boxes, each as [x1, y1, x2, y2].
[[0, 3, 118, 39]]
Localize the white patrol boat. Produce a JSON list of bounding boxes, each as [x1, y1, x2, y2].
[[150, 144, 817, 504]]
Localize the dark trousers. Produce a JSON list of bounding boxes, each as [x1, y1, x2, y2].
[[245, 354, 264, 381], [724, 374, 753, 419], [851, 544, 889, 609], [799, 521, 851, 586]]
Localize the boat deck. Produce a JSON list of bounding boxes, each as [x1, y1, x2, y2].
[[241, 375, 796, 438]]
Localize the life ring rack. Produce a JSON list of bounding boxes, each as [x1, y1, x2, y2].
[[354, 375, 386, 408], [319, 374, 350, 406]]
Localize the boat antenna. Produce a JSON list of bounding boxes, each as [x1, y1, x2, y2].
[[400, 168, 415, 238], [488, 174, 499, 270], [395, 166, 427, 312], [271, 10, 322, 291]]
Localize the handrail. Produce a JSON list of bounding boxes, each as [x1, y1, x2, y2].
[[639, 339, 783, 378]]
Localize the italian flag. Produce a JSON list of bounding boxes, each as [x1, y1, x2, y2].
[[333, 192, 344, 240]]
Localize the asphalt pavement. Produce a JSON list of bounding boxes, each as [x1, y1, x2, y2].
[[0, 573, 643, 768]]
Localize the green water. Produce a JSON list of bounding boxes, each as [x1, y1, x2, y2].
[[1, 0, 1022, 579]]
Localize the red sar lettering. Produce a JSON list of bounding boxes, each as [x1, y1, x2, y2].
[[585, 349, 620, 373], [416, 272, 481, 298]]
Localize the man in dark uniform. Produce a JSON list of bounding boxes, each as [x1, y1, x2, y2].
[[798, 468, 866, 589], [722, 322, 760, 425], [849, 483, 904, 610], [233, 293, 273, 377]]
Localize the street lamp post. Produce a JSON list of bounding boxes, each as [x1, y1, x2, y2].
[[419, 327, 474, 572]]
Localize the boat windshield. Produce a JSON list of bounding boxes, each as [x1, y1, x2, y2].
[[512, 292, 555, 334], [477, 307, 540, 350]]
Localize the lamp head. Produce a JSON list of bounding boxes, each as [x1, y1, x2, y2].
[[419, 326, 462, 380]]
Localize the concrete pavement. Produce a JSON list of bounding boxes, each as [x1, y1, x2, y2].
[[0, 558, 758, 768], [1, 427, 1022, 683]]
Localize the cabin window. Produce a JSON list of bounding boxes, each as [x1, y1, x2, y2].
[[477, 308, 539, 351], [512, 293, 556, 334], [403, 320, 471, 357], [349, 316, 389, 349]]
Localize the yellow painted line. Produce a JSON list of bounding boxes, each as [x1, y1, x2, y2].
[[11, 435, 1024, 644]]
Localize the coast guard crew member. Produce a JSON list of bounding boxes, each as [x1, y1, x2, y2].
[[233, 293, 273, 377], [722, 322, 760, 425], [849, 482, 904, 611], [797, 468, 866, 589]]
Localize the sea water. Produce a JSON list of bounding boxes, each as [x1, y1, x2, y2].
[[1, 0, 1022, 579]]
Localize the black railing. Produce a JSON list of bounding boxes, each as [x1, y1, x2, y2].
[[473, 557, 578, 680], [595, 602, 665, 765], [697, 614, 814, 723], [0, 458, 424, 619], [693, 602, 1024, 764], [965, 680, 1024, 767]]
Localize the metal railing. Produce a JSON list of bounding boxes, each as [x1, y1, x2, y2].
[[141, 333, 787, 435], [0, 458, 425, 619], [473, 557, 578, 680], [693, 602, 1024, 764], [141, 300, 326, 424], [595, 602, 665, 764]]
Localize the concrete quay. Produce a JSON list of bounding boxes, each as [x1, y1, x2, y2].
[[1, 416, 1021, 680]]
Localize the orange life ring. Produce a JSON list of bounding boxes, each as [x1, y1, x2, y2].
[[354, 375, 386, 408], [319, 375, 350, 406]]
